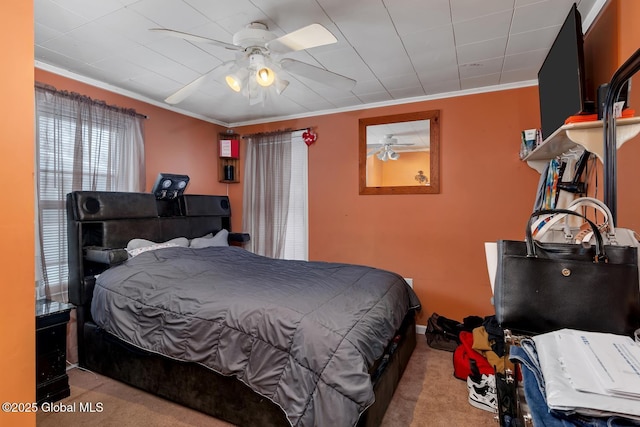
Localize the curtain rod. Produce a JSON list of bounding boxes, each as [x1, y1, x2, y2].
[[241, 127, 311, 139], [35, 82, 148, 119]]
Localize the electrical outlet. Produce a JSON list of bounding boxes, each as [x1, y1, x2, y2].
[[404, 278, 413, 288]]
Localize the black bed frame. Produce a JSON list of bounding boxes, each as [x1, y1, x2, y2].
[[67, 191, 417, 427]]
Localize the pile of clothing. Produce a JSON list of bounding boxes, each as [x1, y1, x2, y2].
[[425, 314, 516, 420]]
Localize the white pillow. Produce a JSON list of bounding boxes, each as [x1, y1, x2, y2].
[[194, 233, 213, 240], [190, 229, 229, 248], [126, 237, 189, 250], [127, 242, 183, 258]]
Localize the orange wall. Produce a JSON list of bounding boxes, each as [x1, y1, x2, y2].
[[237, 88, 543, 323], [33, 72, 546, 325], [583, 0, 619, 103], [619, 0, 640, 60], [615, 0, 640, 231], [33, 70, 246, 232], [0, 3, 35, 427], [583, 0, 640, 232], [235, 0, 640, 324], [6, 15, 637, 417]]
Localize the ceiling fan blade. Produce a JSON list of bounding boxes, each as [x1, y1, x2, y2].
[[165, 61, 233, 105], [150, 28, 242, 51], [266, 24, 337, 54], [165, 74, 209, 105], [280, 58, 356, 91]]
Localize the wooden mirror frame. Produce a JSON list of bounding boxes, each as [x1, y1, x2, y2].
[[359, 110, 440, 195]]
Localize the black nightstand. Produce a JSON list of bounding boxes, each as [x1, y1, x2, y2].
[[36, 299, 74, 404]]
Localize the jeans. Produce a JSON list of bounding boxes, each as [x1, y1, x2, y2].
[[509, 340, 640, 427]]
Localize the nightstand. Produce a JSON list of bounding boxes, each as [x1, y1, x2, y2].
[[36, 299, 74, 404]]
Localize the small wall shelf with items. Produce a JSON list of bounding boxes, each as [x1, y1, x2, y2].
[[522, 117, 640, 173], [218, 133, 240, 183]]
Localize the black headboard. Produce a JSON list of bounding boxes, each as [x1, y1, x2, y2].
[[66, 191, 234, 306]]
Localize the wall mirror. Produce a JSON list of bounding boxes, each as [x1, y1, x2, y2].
[[359, 110, 440, 195]]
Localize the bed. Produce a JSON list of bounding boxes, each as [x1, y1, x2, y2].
[[67, 190, 421, 427]]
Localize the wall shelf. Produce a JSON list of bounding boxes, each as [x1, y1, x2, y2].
[[523, 116, 640, 173], [218, 134, 240, 183]]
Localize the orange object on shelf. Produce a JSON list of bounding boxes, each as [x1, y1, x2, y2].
[[565, 113, 597, 124], [565, 108, 636, 124]]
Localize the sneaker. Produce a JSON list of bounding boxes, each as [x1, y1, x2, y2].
[[467, 373, 498, 412]]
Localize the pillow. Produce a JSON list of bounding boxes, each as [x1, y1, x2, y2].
[[126, 237, 189, 251], [189, 232, 212, 244], [190, 229, 229, 248], [84, 246, 129, 265], [127, 242, 183, 258]]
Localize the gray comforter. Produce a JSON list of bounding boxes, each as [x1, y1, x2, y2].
[[91, 246, 421, 427]]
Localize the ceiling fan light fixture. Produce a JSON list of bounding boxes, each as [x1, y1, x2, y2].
[[275, 77, 289, 95], [256, 66, 275, 87], [376, 145, 399, 161], [225, 74, 243, 92], [154, 23, 356, 106], [249, 52, 276, 87], [247, 77, 265, 105], [383, 134, 398, 145], [225, 68, 248, 92]]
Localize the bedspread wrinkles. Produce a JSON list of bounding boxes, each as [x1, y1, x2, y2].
[[91, 246, 421, 427]]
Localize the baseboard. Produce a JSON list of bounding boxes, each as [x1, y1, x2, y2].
[[416, 324, 426, 335]]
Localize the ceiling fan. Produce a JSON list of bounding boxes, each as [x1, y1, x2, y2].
[[151, 22, 357, 105], [367, 135, 415, 161]]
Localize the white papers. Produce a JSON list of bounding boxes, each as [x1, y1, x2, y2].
[[572, 330, 640, 399], [558, 332, 611, 395], [533, 329, 640, 419], [484, 242, 497, 293]]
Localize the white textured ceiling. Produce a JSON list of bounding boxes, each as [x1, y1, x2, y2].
[[34, 0, 603, 126]]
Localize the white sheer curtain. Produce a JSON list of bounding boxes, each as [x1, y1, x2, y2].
[[35, 83, 145, 302], [242, 131, 292, 258], [242, 130, 308, 260], [282, 130, 309, 261], [242, 132, 291, 258]]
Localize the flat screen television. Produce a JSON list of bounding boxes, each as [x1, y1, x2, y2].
[[537, 3, 586, 140]]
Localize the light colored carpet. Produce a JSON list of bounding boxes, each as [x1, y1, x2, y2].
[[37, 337, 496, 426]]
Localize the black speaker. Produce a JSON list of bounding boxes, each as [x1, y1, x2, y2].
[[223, 165, 235, 181], [82, 197, 101, 214]]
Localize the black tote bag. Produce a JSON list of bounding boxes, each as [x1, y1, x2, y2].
[[494, 209, 640, 336]]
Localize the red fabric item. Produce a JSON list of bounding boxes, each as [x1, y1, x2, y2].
[[453, 331, 495, 380], [565, 113, 597, 124], [565, 108, 636, 124]]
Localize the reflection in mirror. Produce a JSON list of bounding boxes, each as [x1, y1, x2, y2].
[[359, 110, 440, 195]]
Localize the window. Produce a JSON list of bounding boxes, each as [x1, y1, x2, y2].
[[36, 113, 113, 300], [283, 130, 309, 260], [35, 85, 145, 301], [242, 130, 308, 260]]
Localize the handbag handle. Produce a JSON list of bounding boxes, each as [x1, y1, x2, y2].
[[526, 209, 607, 262], [532, 197, 615, 241], [567, 197, 617, 242], [567, 197, 615, 229]]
